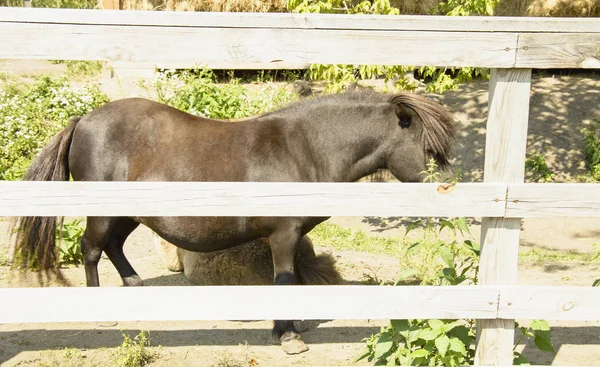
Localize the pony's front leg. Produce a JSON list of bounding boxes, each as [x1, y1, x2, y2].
[[269, 225, 309, 355]]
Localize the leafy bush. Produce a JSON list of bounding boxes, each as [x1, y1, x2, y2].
[[359, 239, 555, 366], [360, 319, 474, 366], [56, 219, 84, 266], [287, 0, 399, 14], [114, 331, 157, 367], [308, 62, 491, 94], [287, 0, 493, 94], [360, 317, 553, 366], [432, 0, 500, 16], [50, 60, 105, 78], [582, 121, 600, 181], [514, 320, 554, 363], [0, 74, 108, 180], [358, 160, 554, 366], [140, 68, 297, 119]]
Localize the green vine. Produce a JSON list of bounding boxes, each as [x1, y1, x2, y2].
[[287, 0, 494, 94]]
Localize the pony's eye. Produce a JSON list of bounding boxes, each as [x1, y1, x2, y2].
[[398, 115, 411, 129]]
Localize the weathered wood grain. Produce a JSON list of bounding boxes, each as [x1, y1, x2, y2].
[[1, 8, 599, 33], [0, 23, 517, 68], [482, 69, 532, 183], [499, 286, 600, 321], [475, 69, 532, 366], [2, 9, 599, 68], [506, 183, 600, 217], [516, 33, 600, 68], [0, 285, 501, 323], [0, 182, 506, 217], [1, 285, 598, 324]]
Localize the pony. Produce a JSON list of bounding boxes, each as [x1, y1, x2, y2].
[[11, 90, 456, 354]]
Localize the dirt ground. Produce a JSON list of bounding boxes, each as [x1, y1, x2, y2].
[[0, 61, 599, 366]]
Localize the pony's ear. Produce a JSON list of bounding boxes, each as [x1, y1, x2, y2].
[[395, 103, 412, 129]]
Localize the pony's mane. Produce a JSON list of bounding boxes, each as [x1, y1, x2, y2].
[[391, 93, 457, 169], [263, 90, 390, 117], [264, 90, 457, 169]]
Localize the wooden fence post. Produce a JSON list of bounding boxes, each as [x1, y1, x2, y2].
[[475, 68, 532, 365]]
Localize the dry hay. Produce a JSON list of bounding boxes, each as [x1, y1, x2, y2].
[[156, 235, 342, 286], [157, 237, 274, 285], [525, 0, 599, 17]]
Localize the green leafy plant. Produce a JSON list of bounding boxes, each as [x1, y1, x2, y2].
[[56, 219, 84, 266], [394, 160, 477, 286], [582, 121, 600, 181], [308, 64, 421, 93], [303, 55, 489, 96], [310, 222, 400, 255], [360, 275, 555, 365], [288, 0, 493, 94], [360, 318, 474, 366], [51, 60, 104, 78], [358, 159, 554, 366], [288, 0, 399, 14], [140, 67, 296, 119], [592, 243, 600, 287], [432, 0, 500, 16], [513, 320, 555, 364], [525, 152, 554, 182], [418, 66, 490, 94], [114, 330, 157, 367], [0, 73, 108, 180]]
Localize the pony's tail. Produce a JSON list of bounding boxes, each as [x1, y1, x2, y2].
[[295, 236, 343, 286], [9, 117, 81, 275]]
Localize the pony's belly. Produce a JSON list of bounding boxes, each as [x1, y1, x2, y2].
[[137, 216, 260, 253]]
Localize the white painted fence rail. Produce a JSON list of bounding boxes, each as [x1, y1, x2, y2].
[[1, 286, 599, 324], [0, 182, 506, 217], [2, 7, 600, 366], [1, 8, 599, 69], [4, 182, 600, 218]]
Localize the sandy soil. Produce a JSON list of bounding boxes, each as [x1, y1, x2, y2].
[[0, 62, 599, 366]]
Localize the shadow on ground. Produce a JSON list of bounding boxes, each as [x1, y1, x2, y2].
[[0, 324, 380, 364]]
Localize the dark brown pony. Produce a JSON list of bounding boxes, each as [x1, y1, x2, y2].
[[11, 90, 456, 354]]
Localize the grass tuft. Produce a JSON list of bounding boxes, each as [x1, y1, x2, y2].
[[113, 330, 158, 367]]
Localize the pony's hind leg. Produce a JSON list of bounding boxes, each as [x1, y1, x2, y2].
[[268, 223, 309, 355], [80, 217, 117, 287], [103, 217, 142, 286]]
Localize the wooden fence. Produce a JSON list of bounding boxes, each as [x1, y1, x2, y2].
[[1, 7, 600, 365]]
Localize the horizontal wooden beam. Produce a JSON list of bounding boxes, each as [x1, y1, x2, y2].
[[506, 183, 600, 218], [0, 23, 518, 68], [498, 286, 600, 321], [2, 8, 599, 33], [0, 286, 500, 323], [0, 285, 487, 323], [1, 9, 598, 69], [516, 33, 600, 68], [6, 182, 600, 218], [1, 285, 598, 323], [0, 182, 506, 217]]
